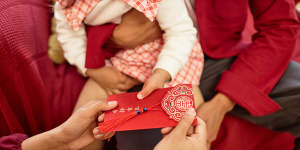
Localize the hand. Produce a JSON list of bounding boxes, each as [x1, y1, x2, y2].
[[93, 113, 115, 140], [22, 101, 118, 150], [196, 93, 235, 143], [106, 9, 163, 49], [87, 67, 140, 95], [137, 68, 171, 99], [155, 109, 208, 150], [57, 101, 117, 149], [58, 0, 75, 8]]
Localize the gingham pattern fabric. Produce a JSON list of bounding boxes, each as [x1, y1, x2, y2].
[[122, 0, 161, 21], [58, 0, 161, 30], [107, 38, 204, 87], [56, 0, 70, 8], [57, 0, 101, 30]]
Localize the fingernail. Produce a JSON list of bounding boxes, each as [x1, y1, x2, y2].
[[95, 128, 100, 134], [108, 101, 117, 106], [95, 134, 104, 138], [137, 93, 143, 100], [186, 108, 196, 116]]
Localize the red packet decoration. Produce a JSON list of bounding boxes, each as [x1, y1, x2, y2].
[[99, 84, 197, 132], [161, 85, 194, 122]]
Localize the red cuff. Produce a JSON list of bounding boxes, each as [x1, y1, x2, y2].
[[0, 133, 28, 150], [216, 71, 281, 116], [85, 24, 117, 69]]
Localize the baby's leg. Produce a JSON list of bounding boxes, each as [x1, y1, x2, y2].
[[74, 78, 108, 111], [193, 85, 204, 110], [74, 79, 108, 150]]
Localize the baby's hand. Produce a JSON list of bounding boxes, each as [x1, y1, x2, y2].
[[87, 67, 140, 95], [137, 69, 171, 99], [58, 0, 75, 8]]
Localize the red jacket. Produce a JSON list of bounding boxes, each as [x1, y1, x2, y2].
[[195, 0, 300, 116], [86, 0, 300, 116]]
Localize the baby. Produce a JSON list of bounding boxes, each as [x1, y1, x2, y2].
[[55, 0, 204, 105]]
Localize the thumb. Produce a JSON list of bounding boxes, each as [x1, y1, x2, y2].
[[137, 82, 156, 100], [170, 108, 196, 138], [61, 100, 118, 134], [75, 101, 118, 121], [193, 117, 207, 141], [98, 101, 118, 112]]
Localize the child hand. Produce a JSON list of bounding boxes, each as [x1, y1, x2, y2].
[[87, 67, 140, 95], [137, 68, 171, 99], [59, 0, 75, 8]]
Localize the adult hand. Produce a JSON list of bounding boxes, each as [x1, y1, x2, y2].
[[56, 101, 118, 149], [87, 67, 140, 95], [137, 68, 171, 99], [106, 9, 163, 49], [154, 108, 208, 150], [197, 93, 235, 143], [22, 101, 118, 150]]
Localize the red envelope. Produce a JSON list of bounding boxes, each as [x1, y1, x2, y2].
[[99, 84, 197, 132]]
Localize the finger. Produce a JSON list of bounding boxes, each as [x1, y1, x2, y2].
[[137, 82, 157, 100], [73, 101, 106, 121], [104, 131, 116, 139], [94, 134, 104, 139], [93, 127, 100, 135], [194, 117, 207, 134], [170, 108, 196, 138], [98, 114, 105, 122], [75, 100, 117, 119], [68, 101, 110, 128], [192, 117, 207, 141], [112, 89, 125, 94], [187, 126, 194, 136], [161, 127, 173, 135], [93, 127, 104, 139], [65, 0, 75, 8]]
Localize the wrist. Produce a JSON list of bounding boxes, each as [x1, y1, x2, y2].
[[21, 128, 69, 150], [49, 127, 71, 150], [213, 93, 235, 113], [153, 68, 171, 82]]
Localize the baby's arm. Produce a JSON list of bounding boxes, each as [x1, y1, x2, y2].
[[138, 0, 197, 99], [154, 0, 197, 79], [54, 3, 87, 75]]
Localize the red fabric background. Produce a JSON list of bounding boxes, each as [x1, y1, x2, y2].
[[0, 0, 85, 138]]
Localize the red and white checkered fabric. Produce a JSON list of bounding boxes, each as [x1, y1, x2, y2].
[[57, 0, 101, 30], [107, 38, 204, 87], [123, 0, 161, 21], [57, 0, 161, 30]]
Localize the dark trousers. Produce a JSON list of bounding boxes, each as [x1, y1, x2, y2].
[[115, 57, 300, 150]]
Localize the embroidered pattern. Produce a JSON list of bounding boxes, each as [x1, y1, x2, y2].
[[112, 106, 142, 114], [161, 85, 194, 121]]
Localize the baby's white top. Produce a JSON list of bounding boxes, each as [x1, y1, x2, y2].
[[55, 0, 198, 80]]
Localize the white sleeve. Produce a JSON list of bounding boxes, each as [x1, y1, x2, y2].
[[54, 3, 87, 76], [154, 0, 197, 80]]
